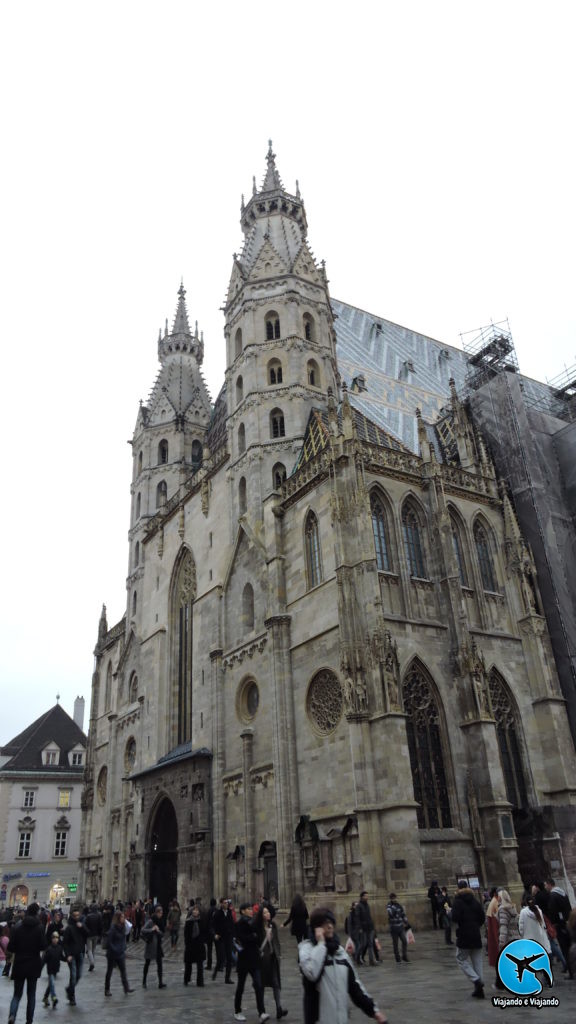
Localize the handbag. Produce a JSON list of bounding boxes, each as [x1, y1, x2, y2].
[[406, 928, 416, 944], [544, 915, 556, 941]]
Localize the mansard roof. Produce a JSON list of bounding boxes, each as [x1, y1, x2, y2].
[[0, 704, 86, 772]]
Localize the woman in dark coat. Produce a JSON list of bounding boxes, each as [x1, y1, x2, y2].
[[183, 905, 207, 986], [7, 901, 46, 1024], [283, 893, 309, 944], [257, 904, 288, 1019], [104, 910, 134, 996]]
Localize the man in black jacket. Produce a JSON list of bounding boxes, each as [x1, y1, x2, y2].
[[7, 901, 46, 1024], [451, 881, 486, 999], [212, 898, 235, 983], [62, 909, 88, 1005], [233, 903, 269, 1023], [356, 891, 377, 966], [545, 878, 573, 976]]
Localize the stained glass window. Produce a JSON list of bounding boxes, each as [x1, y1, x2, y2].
[[305, 511, 322, 589], [474, 521, 497, 592], [371, 493, 391, 572], [403, 663, 452, 829], [488, 670, 528, 808], [451, 517, 468, 586], [402, 503, 427, 578]]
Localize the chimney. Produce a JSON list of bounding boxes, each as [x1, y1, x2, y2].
[[73, 696, 85, 732]]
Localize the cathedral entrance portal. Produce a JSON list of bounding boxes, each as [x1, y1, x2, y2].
[[259, 841, 278, 903], [149, 797, 178, 911]]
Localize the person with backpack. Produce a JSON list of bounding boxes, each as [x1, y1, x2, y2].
[[299, 906, 387, 1024]]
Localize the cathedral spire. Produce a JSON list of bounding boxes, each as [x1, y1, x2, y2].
[[172, 280, 191, 336], [262, 139, 283, 192]]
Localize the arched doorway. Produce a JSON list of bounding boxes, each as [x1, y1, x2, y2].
[[149, 797, 178, 911], [10, 884, 29, 907]]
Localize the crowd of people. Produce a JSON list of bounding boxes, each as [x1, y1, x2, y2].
[[1, 876, 574, 1023]]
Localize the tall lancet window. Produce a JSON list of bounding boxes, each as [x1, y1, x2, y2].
[[305, 511, 322, 589], [403, 661, 452, 829], [370, 492, 391, 572], [474, 520, 498, 592], [488, 669, 528, 809], [171, 549, 197, 746]]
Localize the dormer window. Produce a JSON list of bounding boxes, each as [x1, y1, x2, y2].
[[69, 747, 84, 767], [43, 746, 60, 767]]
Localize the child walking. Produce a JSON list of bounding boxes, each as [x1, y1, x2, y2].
[[42, 930, 64, 1007]]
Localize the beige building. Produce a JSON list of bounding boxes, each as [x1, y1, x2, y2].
[[0, 701, 86, 908], [79, 145, 576, 923]]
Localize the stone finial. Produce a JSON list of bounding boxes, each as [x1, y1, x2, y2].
[[98, 604, 108, 643], [172, 281, 191, 336]]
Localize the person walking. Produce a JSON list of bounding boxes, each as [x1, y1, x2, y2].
[[427, 881, 440, 929], [518, 897, 552, 988], [212, 897, 235, 984], [282, 894, 309, 945], [233, 902, 269, 1023], [183, 904, 207, 987], [451, 880, 486, 999], [344, 902, 361, 963], [104, 910, 134, 997], [485, 888, 500, 988], [142, 906, 166, 989], [84, 903, 102, 972], [61, 907, 88, 1006], [256, 904, 288, 1020], [545, 877, 573, 977], [386, 893, 409, 964], [41, 930, 64, 1008], [438, 886, 453, 945], [299, 906, 387, 1024], [497, 889, 518, 955], [6, 902, 46, 1024], [206, 897, 218, 971], [356, 891, 377, 967], [167, 899, 181, 951]]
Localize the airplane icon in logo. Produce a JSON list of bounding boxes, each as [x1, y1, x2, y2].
[[505, 952, 549, 983]]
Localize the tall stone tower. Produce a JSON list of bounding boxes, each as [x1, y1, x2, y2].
[[127, 285, 212, 633], [223, 141, 339, 524]]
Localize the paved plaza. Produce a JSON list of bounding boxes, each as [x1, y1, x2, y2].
[[1, 924, 574, 1024]]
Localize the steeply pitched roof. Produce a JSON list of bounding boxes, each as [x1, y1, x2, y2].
[[292, 405, 410, 475], [0, 704, 86, 772]]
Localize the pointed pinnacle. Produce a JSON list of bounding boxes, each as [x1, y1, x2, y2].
[[172, 281, 191, 335]]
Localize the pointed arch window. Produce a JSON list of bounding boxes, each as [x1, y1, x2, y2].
[[303, 313, 315, 342], [371, 493, 391, 572], [156, 480, 167, 508], [132, 591, 137, 616], [402, 502, 427, 578], [268, 359, 283, 385], [134, 541, 140, 569], [305, 511, 323, 589], [239, 477, 247, 515], [450, 515, 468, 586], [236, 375, 244, 404], [307, 359, 320, 388], [105, 662, 113, 712], [242, 583, 255, 631], [234, 328, 243, 358], [403, 663, 452, 829], [191, 440, 203, 473], [158, 440, 168, 464], [265, 311, 281, 340], [135, 493, 141, 520], [128, 673, 138, 703], [273, 463, 286, 489], [488, 670, 528, 808], [137, 451, 143, 475], [270, 409, 285, 438], [171, 549, 196, 745], [474, 520, 497, 592], [238, 423, 246, 454]]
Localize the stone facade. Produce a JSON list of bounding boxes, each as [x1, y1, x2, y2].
[[78, 145, 576, 924]]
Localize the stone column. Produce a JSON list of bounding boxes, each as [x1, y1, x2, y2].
[[241, 729, 256, 900], [265, 614, 301, 901], [210, 648, 226, 899]]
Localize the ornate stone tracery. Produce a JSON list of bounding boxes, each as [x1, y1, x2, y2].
[[306, 670, 343, 735]]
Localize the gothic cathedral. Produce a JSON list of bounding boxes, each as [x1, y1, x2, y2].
[[79, 144, 576, 920]]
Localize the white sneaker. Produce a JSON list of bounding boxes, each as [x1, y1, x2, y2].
[[260, 1015, 270, 1023], [234, 1015, 247, 1022]]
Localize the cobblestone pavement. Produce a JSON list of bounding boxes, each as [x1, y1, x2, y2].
[[1, 926, 574, 1024]]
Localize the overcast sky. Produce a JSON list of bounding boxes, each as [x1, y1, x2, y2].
[[1, 1, 574, 744]]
